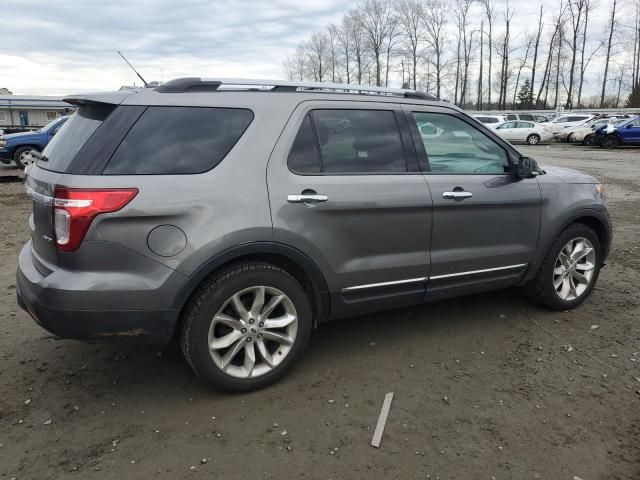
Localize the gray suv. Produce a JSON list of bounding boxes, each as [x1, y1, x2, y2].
[[16, 78, 611, 391]]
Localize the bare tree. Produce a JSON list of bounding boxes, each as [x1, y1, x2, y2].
[[422, 0, 448, 97], [564, 0, 588, 108], [307, 32, 330, 82], [336, 16, 354, 83], [512, 36, 534, 107], [347, 11, 368, 84], [454, 0, 474, 105], [481, 0, 496, 106], [396, 0, 426, 89], [384, 10, 401, 86], [327, 24, 340, 82], [530, 4, 545, 106], [477, 21, 485, 109], [357, 0, 394, 86], [497, 1, 514, 109], [600, 0, 618, 107]]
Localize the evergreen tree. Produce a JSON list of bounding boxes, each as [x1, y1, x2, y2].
[[517, 79, 532, 109], [626, 84, 640, 108]]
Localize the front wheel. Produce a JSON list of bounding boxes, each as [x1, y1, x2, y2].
[[180, 262, 312, 392], [13, 146, 38, 170], [526, 134, 540, 145], [600, 134, 620, 149], [583, 134, 594, 146], [524, 224, 601, 310]]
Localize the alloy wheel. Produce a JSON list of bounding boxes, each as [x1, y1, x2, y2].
[[553, 237, 596, 301], [207, 286, 298, 379]]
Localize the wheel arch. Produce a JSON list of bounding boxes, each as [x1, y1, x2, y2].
[[525, 208, 611, 284], [173, 242, 331, 333]]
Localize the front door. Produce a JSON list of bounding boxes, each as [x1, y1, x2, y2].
[[495, 121, 518, 141], [403, 106, 541, 296], [267, 102, 432, 316]]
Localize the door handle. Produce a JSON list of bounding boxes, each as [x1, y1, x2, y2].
[[443, 191, 473, 200], [287, 193, 329, 204]]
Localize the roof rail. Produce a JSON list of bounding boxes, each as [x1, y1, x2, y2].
[[154, 77, 439, 101]]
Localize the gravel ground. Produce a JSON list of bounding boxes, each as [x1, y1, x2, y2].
[[0, 144, 639, 480]]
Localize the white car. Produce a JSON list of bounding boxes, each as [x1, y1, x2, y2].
[[494, 121, 553, 145], [549, 114, 595, 135], [565, 118, 627, 145], [473, 114, 507, 128]]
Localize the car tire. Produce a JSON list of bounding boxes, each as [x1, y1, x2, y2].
[[180, 262, 312, 392], [600, 134, 620, 149], [567, 133, 574, 143], [526, 134, 540, 145], [13, 146, 38, 170], [583, 134, 593, 146], [523, 223, 601, 311]]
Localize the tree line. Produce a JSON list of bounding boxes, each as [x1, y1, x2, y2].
[[283, 0, 640, 110]]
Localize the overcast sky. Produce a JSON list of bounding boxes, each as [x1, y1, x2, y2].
[[0, 0, 619, 97]]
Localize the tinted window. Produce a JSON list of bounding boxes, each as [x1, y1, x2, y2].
[[519, 114, 534, 121], [476, 116, 498, 124], [104, 107, 253, 175], [290, 109, 406, 174], [41, 105, 115, 173], [506, 114, 517, 120], [288, 115, 321, 173], [411, 112, 509, 174], [568, 116, 589, 122]]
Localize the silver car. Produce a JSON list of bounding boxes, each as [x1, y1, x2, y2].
[[17, 78, 612, 391]]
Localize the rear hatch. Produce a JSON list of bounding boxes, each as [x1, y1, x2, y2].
[[25, 96, 129, 272]]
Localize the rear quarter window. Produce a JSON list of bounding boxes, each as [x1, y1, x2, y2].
[[41, 105, 115, 173], [103, 106, 253, 175]]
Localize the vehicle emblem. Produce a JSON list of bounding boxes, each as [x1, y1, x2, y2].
[[42, 234, 53, 243]]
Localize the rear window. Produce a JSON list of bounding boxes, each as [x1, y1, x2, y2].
[[104, 107, 253, 175], [41, 105, 114, 173]]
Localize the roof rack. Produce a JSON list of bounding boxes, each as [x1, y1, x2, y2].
[[155, 77, 439, 101]]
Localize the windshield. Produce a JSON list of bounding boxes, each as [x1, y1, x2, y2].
[[41, 117, 65, 132]]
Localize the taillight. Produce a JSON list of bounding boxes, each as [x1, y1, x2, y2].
[[53, 187, 138, 252]]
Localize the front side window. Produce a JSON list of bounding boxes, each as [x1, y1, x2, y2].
[[104, 107, 253, 175], [497, 122, 516, 129], [411, 112, 509, 175], [287, 109, 407, 174]]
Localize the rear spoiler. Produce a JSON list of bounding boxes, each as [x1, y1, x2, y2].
[[63, 90, 140, 107]]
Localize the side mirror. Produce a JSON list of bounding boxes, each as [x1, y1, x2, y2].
[[516, 156, 540, 179]]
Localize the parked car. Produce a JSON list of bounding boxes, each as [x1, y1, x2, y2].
[[549, 114, 595, 136], [494, 120, 553, 145], [504, 113, 550, 123], [473, 114, 507, 127], [594, 116, 640, 148], [563, 118, 626, 145], [17, 78, 611, 392], [0, 116, 69, 169]]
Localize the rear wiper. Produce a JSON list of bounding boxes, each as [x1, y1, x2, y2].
[[29, 150, 48, 162]]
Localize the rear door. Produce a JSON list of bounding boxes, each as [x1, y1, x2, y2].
[[495, 121, 517, 141], [403, 106, 541, 297], [267, 101, 432, 315]]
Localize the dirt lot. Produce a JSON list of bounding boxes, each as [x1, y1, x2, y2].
[[0, 144, 639, 480]]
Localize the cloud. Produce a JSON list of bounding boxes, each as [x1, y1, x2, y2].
[[1, 0, 348, 95]]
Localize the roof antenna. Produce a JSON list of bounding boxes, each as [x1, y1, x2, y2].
[[117, 51, 148, 87]]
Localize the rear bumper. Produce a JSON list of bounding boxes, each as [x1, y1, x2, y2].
[[16, 242, 182, 344]]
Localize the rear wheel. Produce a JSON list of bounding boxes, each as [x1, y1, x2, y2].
[[180, 262, 312, 392], [526, 134, 540, 145], [13, 146, 38, 170], [524, 224, 601, 310], [600, 134, 620, 149]]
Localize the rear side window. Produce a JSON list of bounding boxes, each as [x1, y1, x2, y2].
[[506, 114, 517, 120], [103, 107, 253, 175], [288, 109, 407, 174], [42, 105, 115, 173], [519, 114, 534, 121]]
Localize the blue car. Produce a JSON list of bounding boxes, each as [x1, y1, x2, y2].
[[0, 116, 69, 169], [594, 115, 640, 148]]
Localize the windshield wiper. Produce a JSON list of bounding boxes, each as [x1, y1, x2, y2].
[[29, 150, 48, 162]]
